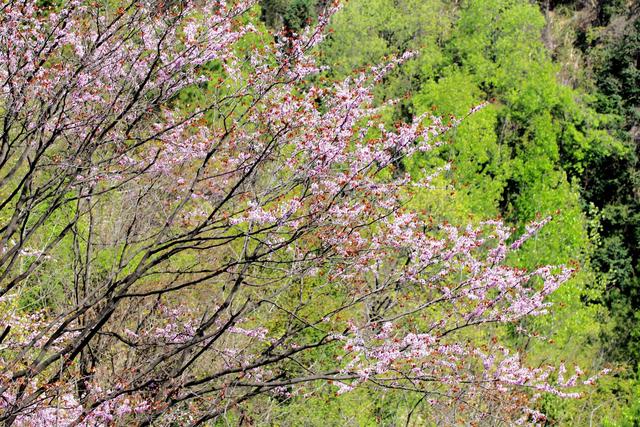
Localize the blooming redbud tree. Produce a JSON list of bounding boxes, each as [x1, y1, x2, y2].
[[0, 0, 602, 425]]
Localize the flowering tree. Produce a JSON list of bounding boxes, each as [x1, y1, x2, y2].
[[0, 0, 602, 425]]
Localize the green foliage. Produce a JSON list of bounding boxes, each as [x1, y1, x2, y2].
[[265, 0, 640, 421], [319, 0, 626, 423], [321, 0, 452, 118], [544, 1, 640, 379], [260, 0, 318, 32]]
